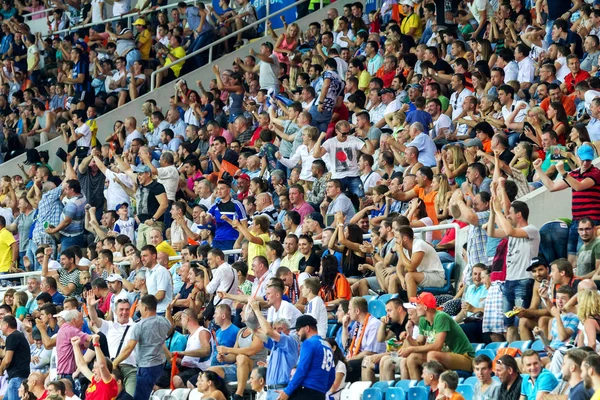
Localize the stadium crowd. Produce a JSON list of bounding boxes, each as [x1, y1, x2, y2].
[[1, 0, 600, 399]]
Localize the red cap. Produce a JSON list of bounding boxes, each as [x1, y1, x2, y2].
[[409, 292, 436, 309], [238, 173, 251, 181]]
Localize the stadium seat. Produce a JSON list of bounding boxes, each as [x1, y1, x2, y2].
[[456, 370, 473, 379], [395, 380, 417, 392], [407, 386, 428, 400], [372, 381, 394, 391], [475, 349, 496, 359], [341, 389, 352, 400], [417, 263, 455, 295], [363, 295, 377, 303], [472, 343, 485, 352], [464, 376, 478, 386], [171, 389, 191, 400], [363, 388, 383, 400], [328, 323, 340, 337], [458, 378, 464, 384], [385, 387, 406, 400], [368, 300, 387, 319], [532, 339, 545, 351], [457, 384, 474, 399], [378, 294, 398, 303], [509, 340, 532, 352], [188, 391, 202, 400], [349, 381, 373, 398], [416, 380, 425, 387], [485, 342, 508, 351]]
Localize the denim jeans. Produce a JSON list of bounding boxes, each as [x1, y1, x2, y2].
[[126, 49, 142, 72], [189, 30, 214, 67], [309, 104, 333, 134], [545, 20, 556, 45], [134, 365, 163, 400], [339, 176, 364, 198], [539, 221, 569, 263], [502, 279, 533, 326], [507, 133, 520, 149], [5, 377, 24, 400], [61, 234, 85, 251], [437, 251, 455, 264]]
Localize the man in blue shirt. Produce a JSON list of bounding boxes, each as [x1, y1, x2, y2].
[[521, 349, 559, 400], [279, 315, 335, 400], [204, 180, 247, 251], [250, 300, 299, 400]]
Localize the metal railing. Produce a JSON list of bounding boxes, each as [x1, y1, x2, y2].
[[149, 0, 311, 90], [43, 0, 201, 38]]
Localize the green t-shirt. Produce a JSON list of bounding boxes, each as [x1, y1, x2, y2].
[[577, 238, 600, 277], [419, 311, 475, 357]]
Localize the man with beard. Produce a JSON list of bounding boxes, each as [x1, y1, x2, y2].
[[551, 349, 594, 400], [278, 315, 335, 400], [582, 354, 600, 399], [361, 298, 408, 383], [577, 218, 600, 279], [495, 354, 523, 400]]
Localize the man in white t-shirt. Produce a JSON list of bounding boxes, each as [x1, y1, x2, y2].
[[499, 84, 529, 147], [266, 281, 302, 329], [446, 73, 473, 121], [314, 120, 375, 199], [66, 109, 92, 149], [489, 200, 539, 343], [427, 98, 451, 141], [252, 43, 279, 93], [396, 226, 445, 299], [359, 153, 383, 195], [466, 0, 493, 39]]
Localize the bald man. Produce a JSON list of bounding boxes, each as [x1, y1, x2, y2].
[[27, 372, 46, 399], [564, 279, 598, 313]]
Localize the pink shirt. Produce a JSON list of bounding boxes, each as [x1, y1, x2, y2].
[[209, 129, 233, 145], [187, 170, 203, 191], [56, 323, 89, 374], [292, 201, 315, 223]]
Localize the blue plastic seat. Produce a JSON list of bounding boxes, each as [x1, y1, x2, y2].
[[417, 262, 455, 295], [415, 380, 425, 387], [456, 370, 473, 379], [475, 349, 496, 360], [378, 294, 398, 303], [472, 343, 485, 352], [509, 340, 532, 352], [368, 300, 387, 319], [457, 384, 474, 399], [372, 381, 394, 391], [532, 339, 545, 351], [363, 295, 377, 303], [363, 388, 383, 400], [407, 386, 428, 400], [327, 323, 339, 337], [464, 376, 478, 386], [395, 380, 416, 392], [485, 342, 508, 351], [385, 387, 406, 400]]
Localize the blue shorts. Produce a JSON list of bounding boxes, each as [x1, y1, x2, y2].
[[222, 364, 238, 382]]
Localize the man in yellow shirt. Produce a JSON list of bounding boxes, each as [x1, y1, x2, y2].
[[348, 58, 371, 92], [155, 35, 186, 88], [583, 354, 600, 400], [133, 18, 152, 60], [0, 216, 18, 273], [400, 0, 422, 40], [280, 234, 303, 272]]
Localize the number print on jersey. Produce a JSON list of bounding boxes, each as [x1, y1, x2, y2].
[[321, 347, 334, 371]]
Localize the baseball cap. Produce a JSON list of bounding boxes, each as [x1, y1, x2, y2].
[[53, 310, 70, 319], [306, 212, 325, 229], [381, 88, 395, 95], [465, 138, 483, 149], [133, 18, 147, 26], [295, 315, 318, 330], [406, 83, 423, 91], [133, 165, 152, 174], [578, 144, 596, 161], [403, 302, 416, 309], [237, 173, 251, 181], [198, 223, 215, 232], [115, 202, 129, 211], [409, 292, 436, 309], [400, 0, 414, 5], [106, 274, 123, 283], [526, 256, 549, 272]]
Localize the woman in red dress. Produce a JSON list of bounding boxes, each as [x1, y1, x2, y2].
[[72, 335, 119, 400]]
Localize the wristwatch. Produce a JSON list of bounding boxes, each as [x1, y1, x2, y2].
[[151, 217, 157, 222]]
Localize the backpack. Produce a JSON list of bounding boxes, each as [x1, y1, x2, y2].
[[492, 347, 521, 373]]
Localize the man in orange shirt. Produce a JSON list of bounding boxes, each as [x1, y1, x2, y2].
[[540, 83, 576, 116], [376, 55, 398, 88]]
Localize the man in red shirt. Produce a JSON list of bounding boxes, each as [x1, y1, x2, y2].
[[540, 83, 576, 116], [376, 55, 397, 88], [563, 55, 590, 94]]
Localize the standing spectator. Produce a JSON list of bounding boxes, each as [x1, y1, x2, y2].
[[280, 315, 336, 400], [72, 334, 118, 400], [132, 165, 169, 248], [140, 245, 173, 316], [45, 180, 87, 249], [0, 216, 17, 273], [112, 295, 171, 400], [204, 180, 247, 251], [55, 310, 90, 381], [0, 315, 30, 400]]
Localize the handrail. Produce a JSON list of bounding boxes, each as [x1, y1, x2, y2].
[[150, 0, 309, 90], [44, 0, 201, 38]]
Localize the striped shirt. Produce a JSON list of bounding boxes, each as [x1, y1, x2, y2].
[[569, 166, 600, 220]]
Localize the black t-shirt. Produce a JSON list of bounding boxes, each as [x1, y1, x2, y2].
[[136, 180, 167, 222], [433, 59, 454, 75], [5, 330, 30, 379], [499, 148, 513, 166], [298, 252, 321, 275], [219, 149, 239, 168], [499, 375, 523, 400], [388, 312, 409, 340]]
